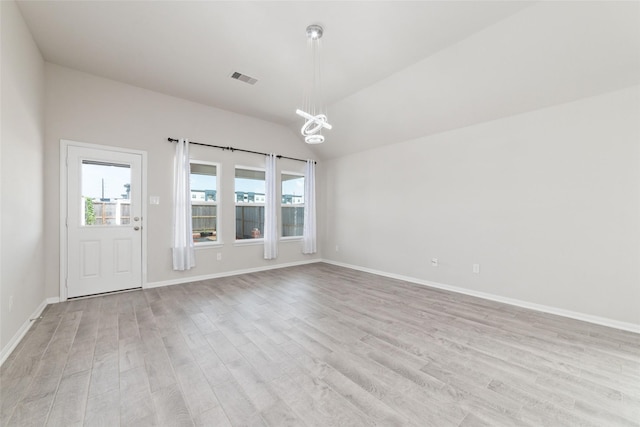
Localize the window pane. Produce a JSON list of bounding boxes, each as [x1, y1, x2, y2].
[[282, 174, 304, 204], [282, 174, 304, 236], [81, 161, 131, 226], [235, 168, 265, 240], [191, 164, 217, 202], [282, 206, 304, 237], [235, 169, 265, 203], [190, 163, 218, 243], [192, 205, 217, 242], [236, 206, 264, 239]]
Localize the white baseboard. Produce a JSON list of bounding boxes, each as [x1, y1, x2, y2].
[[145, 258, 322, 290], [0, 298, 50, 367], [321, 259, 640, 334]]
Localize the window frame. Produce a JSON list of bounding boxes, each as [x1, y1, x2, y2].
[[190, 160, 221, 247], [281, 171, 305, 240], [234, 166, 266, 243]]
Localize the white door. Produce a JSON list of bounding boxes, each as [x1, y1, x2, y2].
[[66, 145, 143, 298]]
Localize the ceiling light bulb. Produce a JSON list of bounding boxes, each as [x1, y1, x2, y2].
[[305, 134, 325, 144], [306, 24, 323, 40]]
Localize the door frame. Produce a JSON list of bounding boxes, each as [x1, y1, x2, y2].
[[59, 139, 148, 301]]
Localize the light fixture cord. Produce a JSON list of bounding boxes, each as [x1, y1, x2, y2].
[[306, 37, 324, 127]]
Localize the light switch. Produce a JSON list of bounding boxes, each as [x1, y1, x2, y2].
[[150, 196, 160, 205]]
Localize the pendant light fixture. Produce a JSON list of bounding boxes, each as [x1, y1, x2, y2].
[[296, 24, 332, 144]]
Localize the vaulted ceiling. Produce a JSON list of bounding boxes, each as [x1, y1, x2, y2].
[[17, 1, 640, 159]]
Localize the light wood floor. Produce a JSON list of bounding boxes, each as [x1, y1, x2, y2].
[[1, 263, 639, 426]]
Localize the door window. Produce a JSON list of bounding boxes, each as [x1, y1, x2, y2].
[[81, 160, 131, 226]]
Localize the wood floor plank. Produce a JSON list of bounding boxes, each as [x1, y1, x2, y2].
[[151, 383, 194, 427], [244, 329, 290, 363], [204, 330, 243, 364], [120, 394, 157, 427], [87, 350, 119, 397], [287, 367, 379, 427], [191, 343, 233, 388], [211, 380, 266, 427], [120, 365, 152, 402], [119, 335, 146, 373], [224, 357, 280, 411], [162, 332, 196, 368], [119, 354, 156, 426], [2, 263, 638, 426], [323, 348, 467, 426], [189, 312, 218, 335], [0, 375, 33, 426], [320, 368, 410, 427], [45, 369, 91, 426], [1, 314, 62, 380], [235, 341, 293, 382], [260, 400, 307, 427], [83, 389, 120, 427], [63, 337, 97, 376], [5, 390, 57, 427], [137, 314, 178, 393], [192, 405, 232, 427], [40, 311, 83, 361], [173, 360, 221, 417], [6, 312, 81, 426]]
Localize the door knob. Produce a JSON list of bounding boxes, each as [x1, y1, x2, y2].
[[134, 226, 140, 231], [134, 217, 140, 221]]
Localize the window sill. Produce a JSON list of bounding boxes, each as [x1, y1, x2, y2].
[[194, 241, 223, 250], [234, 238, 264, 247], [281, 236, 303, 242]]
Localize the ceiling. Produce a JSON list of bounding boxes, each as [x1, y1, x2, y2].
[[16, 1, 640, 159]]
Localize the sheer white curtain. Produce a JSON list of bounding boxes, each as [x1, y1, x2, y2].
[[303, 160, 317, 254], [172, 138, 196, 270], [264, 153, 278, 260]]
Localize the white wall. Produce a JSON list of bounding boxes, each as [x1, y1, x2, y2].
[[44, 64, 322, 298], [323, 86, 640, 327], [1, 1, 46, 352]]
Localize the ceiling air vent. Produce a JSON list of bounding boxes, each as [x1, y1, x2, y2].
[[230, 71, 258, 85]]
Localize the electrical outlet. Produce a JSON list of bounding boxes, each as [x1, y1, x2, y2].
[[9, 296, 13, 313], [431, 258, 438, 267], [217, 253, 222, 261], [473, 264, 480, 274]]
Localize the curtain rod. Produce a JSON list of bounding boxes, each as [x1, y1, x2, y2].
[[167, 138, 315, 164]]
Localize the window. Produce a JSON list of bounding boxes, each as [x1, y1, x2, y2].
[[190, 162, 218, 244], [282, 173, 304, 237], [81, 160, 131, 226], [235, 168, 265, 240]]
